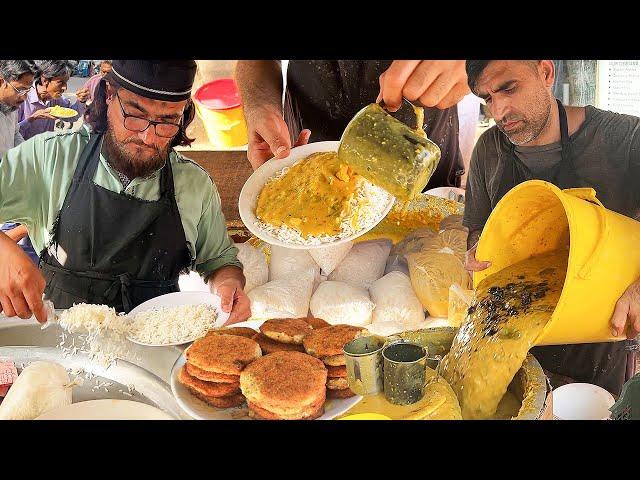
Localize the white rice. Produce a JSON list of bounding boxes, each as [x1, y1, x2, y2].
[[128, 304, 218, 345], [255, 162, 394, 246]]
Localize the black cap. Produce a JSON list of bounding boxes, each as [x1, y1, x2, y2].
[[105, 60, 197, 102]]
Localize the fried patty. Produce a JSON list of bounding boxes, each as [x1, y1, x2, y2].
[[186, 334, 262, 375], [303, 317, 331, 330], [240, 351, 327, 413], [252, 333, 305, 354], [303, 324, 369, 358], [185, 362, 240, 383], [206, 327, 258, 339], [247, 396, 325, 420], [259, 318, 313, 345], [326, 365, 347, 378], [326, 387, 356, 399], [326, 377, 349, 390], [189, 389, 246, 408], [179, 366, 241, 398], [322, 354, 346, 367]]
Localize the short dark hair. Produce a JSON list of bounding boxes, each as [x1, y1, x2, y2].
[[100, 60, 112, 67], [33, 60, 76, 83], [0, 60, 38, 82], [465, 61, 492, 94], [466, 60, 541, 93], [85, 77, 196, 148]]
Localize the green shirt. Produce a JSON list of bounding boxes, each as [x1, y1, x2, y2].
[[0, 125, 241, 279]]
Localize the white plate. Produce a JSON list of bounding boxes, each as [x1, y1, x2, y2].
[[126, 291, 230, 347], [35, 399, 174, 420], [238, 141, 395, 250], [170, 319, 362, 420], [424, 186, 465, 202]]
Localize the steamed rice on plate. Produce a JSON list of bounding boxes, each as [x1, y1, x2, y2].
[[49, 105, 78, 118], [254, 151, 394, 247]]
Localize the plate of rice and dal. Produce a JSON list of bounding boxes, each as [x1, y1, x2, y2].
[[125, 291, 230, 347], [49, 105, 78, 119], [239, 141, 396, 249]]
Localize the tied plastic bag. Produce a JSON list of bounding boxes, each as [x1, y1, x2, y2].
[[385, 227, 467, 276], [309, 242, 353, 276], [269, 245, 319, 281], [0, 361, 73, 420], [328, 240, 392, 290], [235, 242, 269, 293], [248, 268, 315, 319], [393, 227, 466, 262], [369, 272, 425, 326], [407, 250, 471, 318], [439, 214, 468, 233], [310, 281, 375, 326]]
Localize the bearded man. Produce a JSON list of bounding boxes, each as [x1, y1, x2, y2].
[[0, 60, 251, 324], [462, 60, 640, 395]]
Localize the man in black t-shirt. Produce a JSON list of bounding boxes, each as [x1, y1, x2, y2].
[[236, 60, 469, 189], [463, 60, 640, 395]]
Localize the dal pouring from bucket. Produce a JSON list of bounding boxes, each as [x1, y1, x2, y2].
[[439, 250, 568, 420]]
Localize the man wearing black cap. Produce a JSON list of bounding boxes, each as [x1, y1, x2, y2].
[[0, 60, 251, 325]]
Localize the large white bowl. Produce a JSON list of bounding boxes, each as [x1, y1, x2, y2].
[[238, 141, 395, 250]]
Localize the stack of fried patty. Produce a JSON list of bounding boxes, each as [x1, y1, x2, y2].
[[179, 331, 262, 408], [252, 317, 330, 354], [240, 351, 328, 420], [302, 324, 369, 399]]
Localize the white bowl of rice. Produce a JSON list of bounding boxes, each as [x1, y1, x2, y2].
[[239, 141, 395, 249]]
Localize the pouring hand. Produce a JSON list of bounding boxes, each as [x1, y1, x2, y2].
[[611, 279, 640, 339], [245, 104, 311, 170], [0, 233, 47, 322], [377, 60, 470, 112]]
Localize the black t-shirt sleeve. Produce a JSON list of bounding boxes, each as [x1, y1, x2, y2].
[[627, 119, 640, 204], [463, 132, 493, 231]]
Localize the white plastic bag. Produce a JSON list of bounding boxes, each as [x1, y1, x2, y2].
[[248, 268, 315, 319], [309, 242, 353, 275], [310, 281, 375, 326], [328, 240, 392, 290], [269, 245, 319, 281], [0, 361, 73, 420], [235, 242, 269, 293], [369, 271, 425, 326]]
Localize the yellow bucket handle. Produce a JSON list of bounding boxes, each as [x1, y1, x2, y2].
[[563, 187, 610, 279]]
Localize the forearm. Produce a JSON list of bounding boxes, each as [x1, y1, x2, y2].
[[207, 265, 246, 291], [467, 228, 482, 251], [4, 225, 28, 243], [235, 60, 283, 115]]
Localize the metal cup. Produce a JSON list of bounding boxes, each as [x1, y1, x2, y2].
[[382, 341, 427, 405], [338, 101, 441, 201], [344, 335, 386, 396]]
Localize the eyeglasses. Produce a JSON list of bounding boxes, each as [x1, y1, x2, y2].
[[2, 78, 31, 96], [114, 91, 181, 138]]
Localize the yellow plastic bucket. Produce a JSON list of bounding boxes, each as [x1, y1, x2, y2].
[[193, 78, 248, 148], [475, 180, 640, 346]]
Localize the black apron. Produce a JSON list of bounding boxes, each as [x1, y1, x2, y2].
[[492, 99, 634, 395], [284, 60, 465, 189], [39, 132, 192, 313]]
